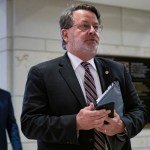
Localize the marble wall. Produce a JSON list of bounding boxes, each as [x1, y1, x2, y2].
[[0, 0, 150, 149]]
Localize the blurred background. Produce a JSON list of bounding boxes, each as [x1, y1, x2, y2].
[[0, 0, 150, 149]]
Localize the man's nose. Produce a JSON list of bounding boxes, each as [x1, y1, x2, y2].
[[89, 25, 96, 33]]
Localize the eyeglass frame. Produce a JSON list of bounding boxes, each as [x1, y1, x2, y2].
[[69, 23, 103, 33]]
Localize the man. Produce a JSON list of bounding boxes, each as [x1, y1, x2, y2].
[[0, 89, 22, 150], [21, 3, 147, 150]]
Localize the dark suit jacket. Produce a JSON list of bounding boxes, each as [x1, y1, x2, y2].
[[21, 53, 147, 150], [0, 89, 22, 150]]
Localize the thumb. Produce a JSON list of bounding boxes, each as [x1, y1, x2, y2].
[[85, 103, 95, 110]]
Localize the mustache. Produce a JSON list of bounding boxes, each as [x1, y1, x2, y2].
[[86, 38, 99, 43]]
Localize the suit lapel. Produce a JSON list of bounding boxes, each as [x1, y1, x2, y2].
[[59, 54, 87, 107], [58, 55, 112, 107], [94, 57, 111, 93]]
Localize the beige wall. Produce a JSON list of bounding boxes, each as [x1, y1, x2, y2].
[[0, 0, 150, 149]]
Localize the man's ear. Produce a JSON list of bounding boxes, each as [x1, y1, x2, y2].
[[61, 29, 69, 43]]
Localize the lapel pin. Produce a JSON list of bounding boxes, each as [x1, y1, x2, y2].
[[105, 70, 109, 74]]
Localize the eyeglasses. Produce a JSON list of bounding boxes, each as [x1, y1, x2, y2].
[[70, 23, 103, 33]]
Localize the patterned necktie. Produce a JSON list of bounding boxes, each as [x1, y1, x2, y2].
[[81, 62, 106, 150]]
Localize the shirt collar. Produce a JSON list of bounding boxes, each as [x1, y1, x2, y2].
[[67, 52, 96, 70]]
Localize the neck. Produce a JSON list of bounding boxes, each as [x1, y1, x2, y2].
[[68, 50, 96, 62]]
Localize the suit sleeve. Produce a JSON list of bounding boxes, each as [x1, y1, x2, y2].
[[21, 66, 79, 144], [7, 93, 22, 150], [120, 65, 148, 139]]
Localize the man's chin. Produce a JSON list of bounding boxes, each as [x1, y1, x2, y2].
[[82, 47, 98, 54]]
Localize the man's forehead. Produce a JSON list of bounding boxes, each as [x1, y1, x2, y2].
[[72, 10, 98, 22]]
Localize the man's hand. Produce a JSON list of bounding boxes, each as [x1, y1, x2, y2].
[[76, 103, 111, 130], [96, 111, 125, 136]]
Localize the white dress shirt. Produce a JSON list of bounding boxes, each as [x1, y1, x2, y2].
[[67, 52, 102, 103]]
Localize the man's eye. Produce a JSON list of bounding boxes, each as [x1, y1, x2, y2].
[[82, 24, 89, 29], [94, 26, 99, 30]]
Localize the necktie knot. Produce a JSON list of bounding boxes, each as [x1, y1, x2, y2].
[[81, 62, 90, 70]]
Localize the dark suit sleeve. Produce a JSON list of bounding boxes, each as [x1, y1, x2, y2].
[[119, 65, 148, 139], [21, 66, 79, 144], [7, 92, 22, 150]]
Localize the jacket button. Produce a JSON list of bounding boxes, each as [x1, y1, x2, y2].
[[89, 138, 94, 143]]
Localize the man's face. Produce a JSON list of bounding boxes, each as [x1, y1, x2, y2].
[[64, 10, 100, 55]]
